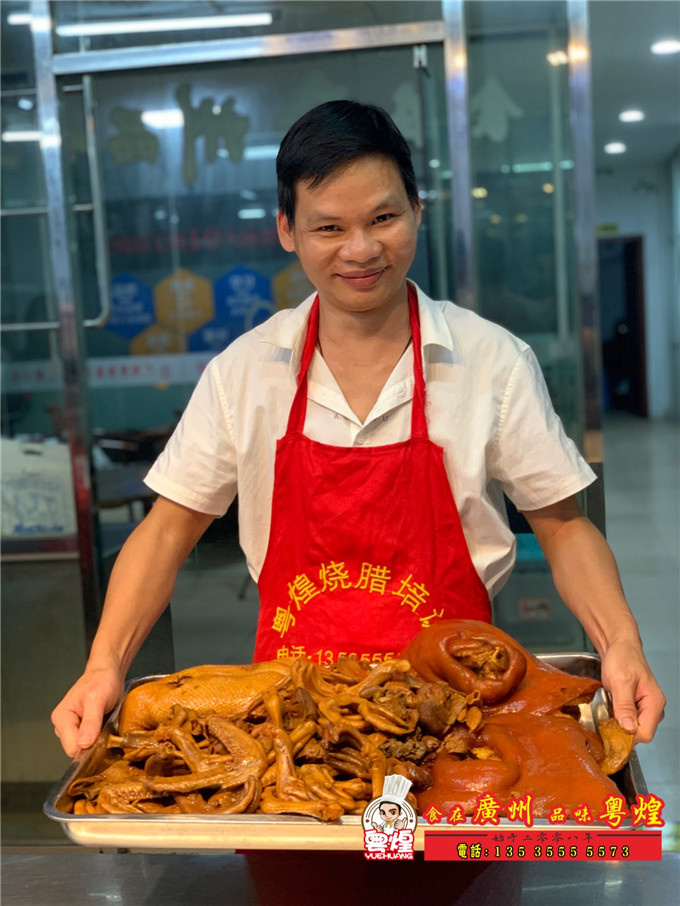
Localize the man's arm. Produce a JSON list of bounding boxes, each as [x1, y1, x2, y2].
[[51, 496, 214, 756], [522, 495, 665, 742]]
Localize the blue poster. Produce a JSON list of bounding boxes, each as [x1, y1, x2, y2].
[[214, 266, 275, 338], [187, 318, 232, 352], [108, 273, 155, 339]]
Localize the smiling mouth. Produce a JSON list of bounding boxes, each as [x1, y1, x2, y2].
[[337, 268, 387, 287]]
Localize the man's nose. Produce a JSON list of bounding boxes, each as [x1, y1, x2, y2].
[[339, 228, 381, 262]]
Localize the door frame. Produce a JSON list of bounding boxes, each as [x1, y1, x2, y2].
[[598, 234, 648, 418]]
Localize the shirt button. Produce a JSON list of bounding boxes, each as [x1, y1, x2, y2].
[[356, 437, 365, 446]]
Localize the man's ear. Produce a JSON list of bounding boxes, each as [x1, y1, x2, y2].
[[277, 211, 296, 252], [413, 200, 422, 230]]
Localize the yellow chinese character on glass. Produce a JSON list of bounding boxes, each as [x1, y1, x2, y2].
[[630, 793, 665, 828], [547, 805, 567, 824], [472, 793, 502, 826], [422, 804, 445, 825], [355, 562, 392, 595], [392, 573, 429, 612], [319, 561, 352, 592], [506, 794, 533, 828], [572, 804, 593, 824], [599, 795, 629, 829], [456, 842, 468, 860], [272, 606, 295, 638], [288, 573, 320, 610], [447, 805, 466, 825], [418, 608, 444, 628]]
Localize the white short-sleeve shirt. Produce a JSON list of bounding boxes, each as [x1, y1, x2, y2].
[[145, 283, 595, 596]]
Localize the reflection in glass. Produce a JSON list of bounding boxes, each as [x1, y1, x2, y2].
[[0, 1, 34, 91], [466, 0, 583, 444], [52, 1, 444, 53], [0, 97, 45, 208]]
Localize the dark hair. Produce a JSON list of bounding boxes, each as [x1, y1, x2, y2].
[[379, 800, 403, 813], [276, 100, 419, 224]]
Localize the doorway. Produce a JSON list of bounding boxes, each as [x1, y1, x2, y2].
[[598, 236, 648, 418]]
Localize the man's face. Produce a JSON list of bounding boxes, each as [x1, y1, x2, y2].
[[277, 154, 421, 318], [379, 803, 401, 823]]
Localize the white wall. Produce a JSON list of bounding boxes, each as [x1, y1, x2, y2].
[[595, 160, 678, 420]]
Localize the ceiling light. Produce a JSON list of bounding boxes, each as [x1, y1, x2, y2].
[[547, 50, 568, 66], [568, 43, 589, 63], [238, 208, 267, 220], [7, 12, 49, 31], [55, 14, 273, 38], [17, 98, 35, 111], [604, 142, 627, 155], [471, 187, 488, 199], [142, 110, 184, 129], [542, 183, 555, 194], [512, 162, 553, 173], [244, 145, 280, 160], [1, 130, 41, 142], [7, 13, 32, 25], [619, 110, 644, 123], [651, 39, 680, 55]]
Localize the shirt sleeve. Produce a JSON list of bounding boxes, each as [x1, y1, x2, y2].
[[144, 359, 238, 516], [490, 346, 596, 511]]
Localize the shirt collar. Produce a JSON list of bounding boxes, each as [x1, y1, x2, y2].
[[259, 281, 456, 375]]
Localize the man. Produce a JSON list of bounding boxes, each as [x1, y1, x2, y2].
[[52, 100, 665, 757]]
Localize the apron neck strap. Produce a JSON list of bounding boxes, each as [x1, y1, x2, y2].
[[287, 284, 427, 438]]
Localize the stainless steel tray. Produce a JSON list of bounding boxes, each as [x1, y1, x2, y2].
[[44, 653, 647, 851]]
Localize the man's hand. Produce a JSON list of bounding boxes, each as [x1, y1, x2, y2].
[[51, 497, 214, 758], [600, 638, 666, 743], [51, 664, 123, 758], [523, 495, 666, 741]]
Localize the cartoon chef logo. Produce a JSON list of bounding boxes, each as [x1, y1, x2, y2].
[[362, 775, 416, 860]]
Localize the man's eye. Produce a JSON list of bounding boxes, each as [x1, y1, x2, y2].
[[375, 213, 395, 223], [317, 225, 338, 232]]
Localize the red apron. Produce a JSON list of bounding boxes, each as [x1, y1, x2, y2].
[[254, 286, 490, 663]]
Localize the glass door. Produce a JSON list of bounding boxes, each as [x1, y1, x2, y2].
[[59, 41, 456, 668]]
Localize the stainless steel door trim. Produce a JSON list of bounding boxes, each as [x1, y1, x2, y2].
[[0, 205, 50, 216], [30, 0, 102, 644], [0, 320, 60, 332], [1, 204, 93, 215], [81, 75, 111, 329], [51, 21, 447, 75], [566, 0, 603, 463], [442, 0, 476, 312]]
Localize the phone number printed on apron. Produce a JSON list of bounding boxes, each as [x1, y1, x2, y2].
[[271, 559, 445, 642]]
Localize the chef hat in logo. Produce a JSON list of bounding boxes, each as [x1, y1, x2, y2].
[[380, 774, 412, 804]]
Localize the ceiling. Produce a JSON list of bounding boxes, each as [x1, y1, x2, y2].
[[589, 0, 680, 170], [1, 1, 678, 171]]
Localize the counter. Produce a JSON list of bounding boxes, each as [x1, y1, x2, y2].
[[2, 850, 678, 905]]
